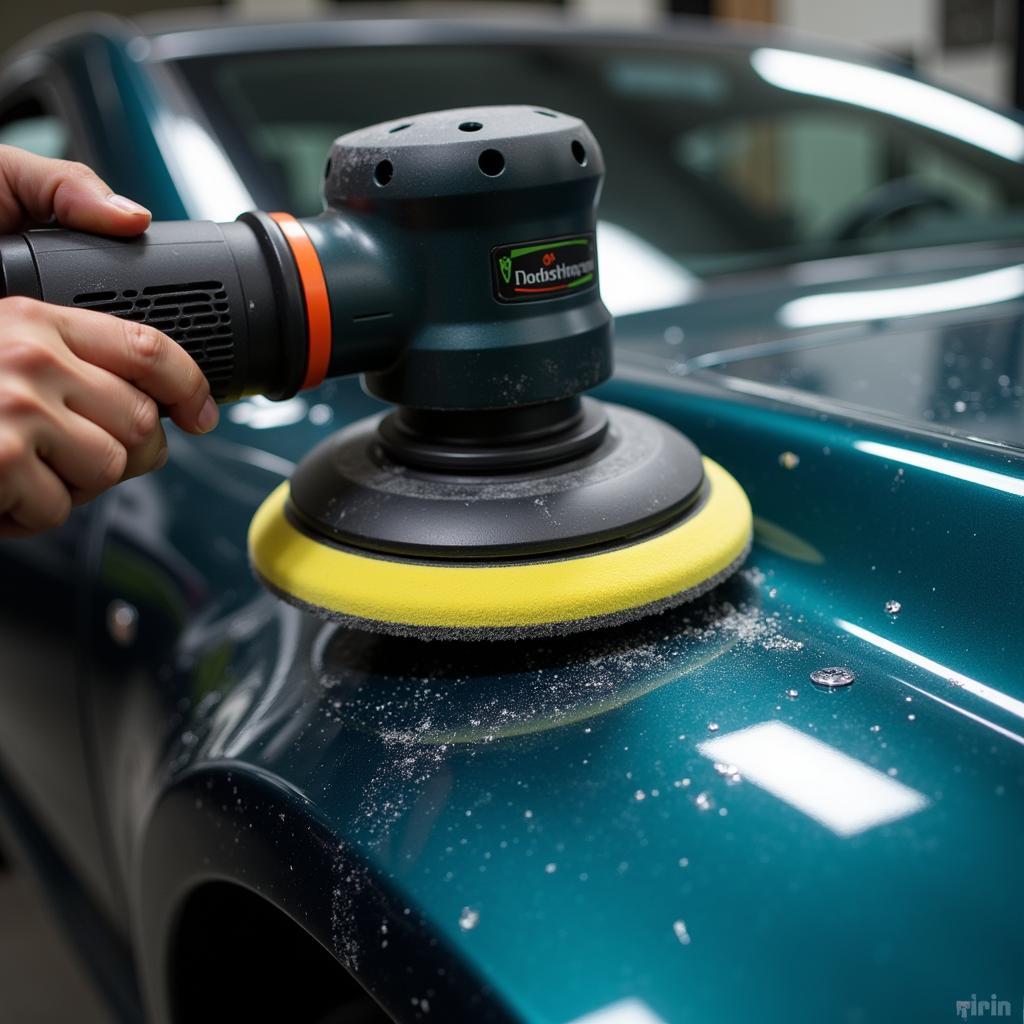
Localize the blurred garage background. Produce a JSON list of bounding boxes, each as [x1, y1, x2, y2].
[[0, 0, 1020, 1021], [3, 0, 1022, 106]]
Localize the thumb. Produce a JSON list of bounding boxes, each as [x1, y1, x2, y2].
[[0, 145, 151, 236]]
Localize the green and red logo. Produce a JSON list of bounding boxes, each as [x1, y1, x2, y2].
[[492, 234, 596, 302]]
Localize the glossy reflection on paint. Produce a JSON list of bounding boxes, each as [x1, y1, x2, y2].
[[698, 722, 929, 836]]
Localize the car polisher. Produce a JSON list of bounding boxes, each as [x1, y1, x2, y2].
[[0, 106, 751, 638]]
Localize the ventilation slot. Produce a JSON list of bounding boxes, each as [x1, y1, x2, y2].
[[73, 281, 234, 393]]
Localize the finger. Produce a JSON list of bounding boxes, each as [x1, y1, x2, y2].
[[0, 516, 35, 539], [122, 422, 168, 482], [62, 364, 168, 481], [0, 436, 72, 534], [54, 308, 218, 435], [0, 146, 151, 235], [64, 359, 162, 449], [34, 409, 127, 503]]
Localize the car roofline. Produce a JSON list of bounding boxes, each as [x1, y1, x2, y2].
[[1, 4, 907, 74], [138, 11, 898, 68]]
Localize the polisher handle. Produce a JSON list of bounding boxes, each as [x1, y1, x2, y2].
[[0, 214, 308, 403]]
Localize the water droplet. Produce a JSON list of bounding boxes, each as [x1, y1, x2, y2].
[[810, 666, 855, 689], [458, 907, 479, 931], [907, 714, 916, 721], [869, 724, 881, 733], [634, 789, 647, 802], [663, 325, 685, 345], [707, 722, 720, 733], [694, 791, 715, 812], [673, 778, 691, 789], [523, 809, 533, 819], [785, 688, 799, 700], [779, 451, 800, 470], [544, 863, 557, 874], [953, 400, 967, 413], [678, 857, 689, 868], [672, 919, 691, 945], [887, 767, 899, 777], [885, 599, 902, 615]]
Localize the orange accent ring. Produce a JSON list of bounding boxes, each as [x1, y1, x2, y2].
[[269, 212, 331, 390]]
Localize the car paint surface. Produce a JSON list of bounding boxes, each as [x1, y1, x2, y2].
[[76, 341, 1022, 1022], [0, 14, 1022, 1024]]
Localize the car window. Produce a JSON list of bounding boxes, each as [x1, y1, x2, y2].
[[174, 43, 1024, 278], [0, 101, 68, 160], [676, 109, 1002, 252]]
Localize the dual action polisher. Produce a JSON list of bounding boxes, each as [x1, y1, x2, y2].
[[0, 107, 751, 638]]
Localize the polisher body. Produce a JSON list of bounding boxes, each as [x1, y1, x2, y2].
[[0, 105, 752, 636]]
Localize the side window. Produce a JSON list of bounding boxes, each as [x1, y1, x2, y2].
[[676, 111, 884, 240], [675, 109, 1004, 246], [0, 97, 69, 160]]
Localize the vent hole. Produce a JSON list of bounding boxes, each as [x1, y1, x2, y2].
[[535, 109, 557, 118], [572, 140, 587, 166], [478, 149, 505, 177], [459, 121, 483, 132], [388, 122, 412, 134], [323, 157, 332, 179], [374, 160, 393, 186], [70, 280, 233, 395]]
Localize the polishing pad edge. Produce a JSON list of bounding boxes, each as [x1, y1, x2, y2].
[[248, 457, 752, 635]]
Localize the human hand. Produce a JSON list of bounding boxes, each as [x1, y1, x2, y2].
[[0, 148, 218, 536]]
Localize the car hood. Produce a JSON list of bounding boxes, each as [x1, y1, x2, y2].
[[616, 241, 1024, 449], [92, 242, 1024, 1024]]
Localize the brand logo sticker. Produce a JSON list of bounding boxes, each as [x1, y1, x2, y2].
[[491, 234, 597, 303]]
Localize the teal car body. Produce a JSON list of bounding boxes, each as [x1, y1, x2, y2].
[[0, 11, 1022, 1023]]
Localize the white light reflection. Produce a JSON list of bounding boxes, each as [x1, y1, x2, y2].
[[567, 999, 668, 1024], [778, 265, 1024, 328], [228, 396, 309, 429], [597, 221, 699, 317], [902, 680, 1024, 746], [836, 620, 1024, 722], [751, 48, 1024, 161], [698, 722, 928, 836], [159, 115, 255, 221], [853, 440, 1024, 497]]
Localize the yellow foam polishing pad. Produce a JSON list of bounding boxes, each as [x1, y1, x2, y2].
[[248, 457, 751, 637]]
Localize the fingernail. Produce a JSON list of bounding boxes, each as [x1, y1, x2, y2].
[[197, 397, 219, 434], [107, 194, 151, 217], [154, 446, 169, 470]]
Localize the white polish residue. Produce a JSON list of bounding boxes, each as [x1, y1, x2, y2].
[[698, 721, 929, 836]]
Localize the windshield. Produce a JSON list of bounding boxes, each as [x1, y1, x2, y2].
[[174, 40, 1024, 277]]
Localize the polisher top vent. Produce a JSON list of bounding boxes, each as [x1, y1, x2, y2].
[[72, 281, 234, 391]]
